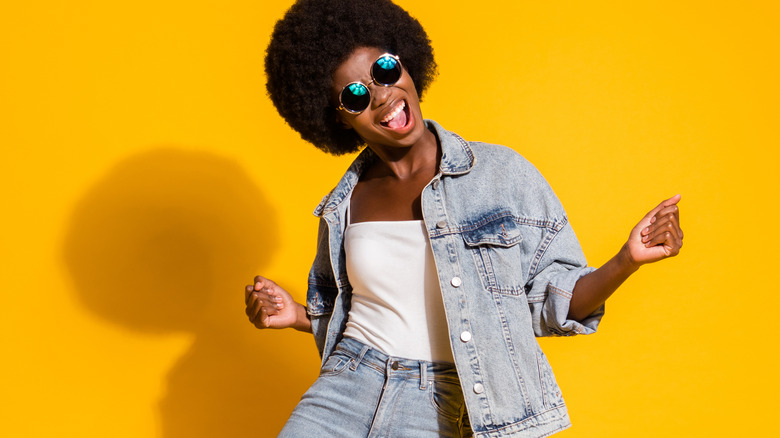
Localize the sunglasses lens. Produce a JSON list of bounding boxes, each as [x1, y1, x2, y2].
[[340, 82, 370, 113], [371, 55, 402, 86]]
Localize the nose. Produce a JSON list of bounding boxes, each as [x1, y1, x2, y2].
[[369, 83, 392, 109]]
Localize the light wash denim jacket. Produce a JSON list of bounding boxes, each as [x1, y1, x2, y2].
[[307, 120, 604, 438]]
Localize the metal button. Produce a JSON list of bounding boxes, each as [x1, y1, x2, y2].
[[436, 220, 447, 229], [460, 331, 472, 342], [432, 180, 440, 190], [391, 361, 400, 370], [473, 383, 484, 394], [450, 277, 462, 287]]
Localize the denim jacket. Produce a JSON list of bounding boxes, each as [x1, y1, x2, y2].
[[306, 120, 604, 438]]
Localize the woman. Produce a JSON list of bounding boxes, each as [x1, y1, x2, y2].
[[245, 1, 683, 437]]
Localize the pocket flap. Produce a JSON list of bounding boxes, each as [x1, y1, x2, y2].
[[462, 214, 523, 247]]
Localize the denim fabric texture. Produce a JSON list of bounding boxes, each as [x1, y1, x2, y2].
[[305, 120, 604, 438], [280, 337, 470, 437]]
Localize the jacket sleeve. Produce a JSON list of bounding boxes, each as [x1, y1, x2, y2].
[[525, 216, 603, 337], [307, 216, 337, 356]]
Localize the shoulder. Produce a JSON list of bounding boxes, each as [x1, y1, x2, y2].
[[459, 141, 567, 219], [467, 141, 544, 181]]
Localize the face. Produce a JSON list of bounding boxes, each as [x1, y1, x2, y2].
[[331, 47, 428, 151]]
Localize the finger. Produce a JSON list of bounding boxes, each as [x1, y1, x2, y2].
[[652, 204, 680, 223], [245, 292, 257, 317], [248, 288, 285, 316], [641, 194, 682, 224], [644, 230, 682, 255], [643, 220, 682, 244], [263, 287, 285, 306], [252, 305, 265, 327], [642, 213, 680, 241], [245, 284, 255, 304], [247, 297, 259, 322], [258, 306, 271, 328], [254, 276, 275, 291]]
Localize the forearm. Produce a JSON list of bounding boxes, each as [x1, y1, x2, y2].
[[567, 194, 684, 322], [568, 244, 640, 321], [292, 302, 313, 333]]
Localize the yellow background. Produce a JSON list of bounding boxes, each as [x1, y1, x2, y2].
[[2, 1, 778, 436]]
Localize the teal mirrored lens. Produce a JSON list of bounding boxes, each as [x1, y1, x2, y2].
[[339, 82, 371, 113], [371, 55, 402, 86]]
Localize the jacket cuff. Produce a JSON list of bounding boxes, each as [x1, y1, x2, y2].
[[543, 266, 603, 336]]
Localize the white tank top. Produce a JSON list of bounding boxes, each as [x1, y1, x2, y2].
[[343, 217, 454, 363]]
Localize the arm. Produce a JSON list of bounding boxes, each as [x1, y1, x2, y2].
[[244, 275, 312, 333], [567, 194, 684, 321]]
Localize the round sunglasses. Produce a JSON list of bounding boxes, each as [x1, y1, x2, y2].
[[337, 53, 403, 114]]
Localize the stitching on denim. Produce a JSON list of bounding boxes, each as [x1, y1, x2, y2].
[[428, 212, 562, 240], [536, 350, 548, 409], [470, 246, 493, 291], [548, 285, 572, 299], [474, 404, 569, 437], [527, 217, 567, 279], [493, 292, 532, 413]]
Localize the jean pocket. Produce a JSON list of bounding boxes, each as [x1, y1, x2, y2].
[[319, 353, 351, 377], [429, 379, 465, 421]]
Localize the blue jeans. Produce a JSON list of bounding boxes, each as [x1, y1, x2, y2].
[[280, 337, 472, 437]]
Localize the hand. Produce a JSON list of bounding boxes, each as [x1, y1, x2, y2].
[[244, 275, 303, 330], [625, 194, 684, 267]]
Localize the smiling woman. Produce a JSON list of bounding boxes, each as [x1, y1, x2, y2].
[[246, 0, 683, 437]]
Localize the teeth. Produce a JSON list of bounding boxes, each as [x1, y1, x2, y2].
[[381, 101, 406, 123]]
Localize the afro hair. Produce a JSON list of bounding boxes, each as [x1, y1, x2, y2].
[[265, 0, 437, 155]]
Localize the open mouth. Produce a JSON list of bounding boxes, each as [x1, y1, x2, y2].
[[379, 100, 410, 130]]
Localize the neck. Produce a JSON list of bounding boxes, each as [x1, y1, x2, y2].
[[366, 127, 439, 180]]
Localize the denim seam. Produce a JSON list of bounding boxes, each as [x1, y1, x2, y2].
[[548, 285, 572, 299], [527, 218, 566, 279], [493, 292, 532, 413], [475, 404, 569, 437]]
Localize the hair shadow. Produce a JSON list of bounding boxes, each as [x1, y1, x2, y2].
[[62, 148, 316, 436]]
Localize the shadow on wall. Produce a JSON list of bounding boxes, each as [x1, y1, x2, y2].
[[62, 149, 315, 437]]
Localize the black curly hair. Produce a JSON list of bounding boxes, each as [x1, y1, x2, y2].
[[265, 0, 437, 155]]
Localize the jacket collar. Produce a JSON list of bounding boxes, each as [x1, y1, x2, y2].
[[313, 119, 475, 217]]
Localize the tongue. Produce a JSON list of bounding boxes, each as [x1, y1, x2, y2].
[[387, 107, 408, 129]]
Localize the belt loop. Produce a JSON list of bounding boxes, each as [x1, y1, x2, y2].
[[419, 361, 427, 390], [350, 344, 370, 371]]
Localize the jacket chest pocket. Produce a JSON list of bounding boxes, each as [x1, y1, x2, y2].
[[462, 214, 527, 295]]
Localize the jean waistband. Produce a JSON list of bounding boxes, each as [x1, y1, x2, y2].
[[334, 337, 460, 387]]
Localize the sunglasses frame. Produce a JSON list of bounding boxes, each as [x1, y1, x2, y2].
[[337, 53, 403, 115]]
